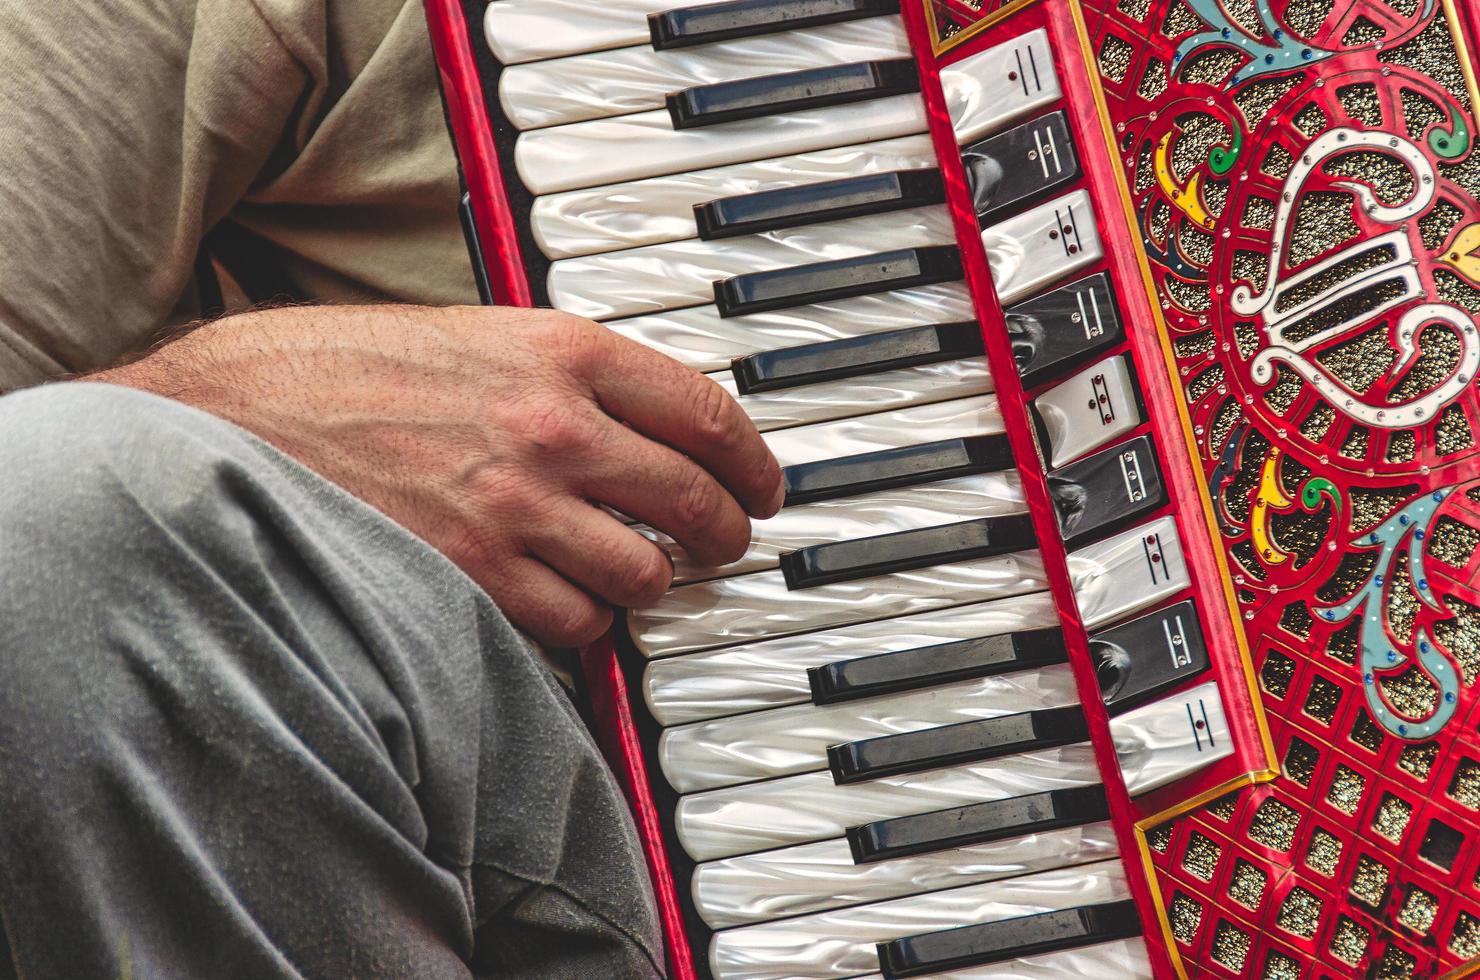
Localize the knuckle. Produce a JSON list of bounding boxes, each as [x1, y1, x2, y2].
[[689, 379, 740, 447], [624, 545, 673, 605], [549, 313, 605, 373], [547, 600, 612, 647], [673, 467, 723, 530], [522, 398, 595, 455]]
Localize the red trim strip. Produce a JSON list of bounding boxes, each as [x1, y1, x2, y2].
[[423, 0, 533, 306], [579, 639, 698, 980]]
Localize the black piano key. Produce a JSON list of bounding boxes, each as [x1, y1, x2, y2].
[[782, 434, 1013, 506], [696, 169, 945, 240], [650, 0, 899, 50], [808, 628, 1067, 706], [1006, 273, 1124, 388], [732, 321, 981, 394], [1092, 600, 1210, 713], [715, 245, 962, 317], [963, 111, 1080, 224], [781, 514, 1037, 590], [667, 59, 918, 130], [1048, 435, 1166, 548], [828, 705, 1088, 784], [847, 785, 1109, 863], [877, 900, 1142, 978]]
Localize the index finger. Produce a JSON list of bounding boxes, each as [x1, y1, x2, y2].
[[585, 328, 784, 519]]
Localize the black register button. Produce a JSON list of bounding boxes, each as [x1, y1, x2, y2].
[[781, 434, 1012, 506], [828, 705, 1089, 784], [650, 0, 899, 50], [848, 784, 1110, 862], [877, 900, 1142, 978], [808, 628, 1067, 705], [780, 514, 1037, 589]]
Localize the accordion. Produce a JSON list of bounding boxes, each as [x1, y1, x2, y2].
[[424, 0, 1480, 975]]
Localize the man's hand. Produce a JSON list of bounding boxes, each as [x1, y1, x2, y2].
[[95, 305, 783, 646]]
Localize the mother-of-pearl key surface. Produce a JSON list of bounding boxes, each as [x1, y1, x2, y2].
[[708, 355, 991, 432], [531, 135, 937, 259], [658, 666, 1080, 792], [707, 859, 1128, 980], [674, 684, 1233, 863], [692, 819, 1118, 927], [676, 745, 1103, 862], [499, 19, 911, 130], [637, 472, 1023, 584], [547, 206, 953, 319], [643, 591, 1055, 724], [512, 28, 1061, 193], [604, 281, 974, 371]]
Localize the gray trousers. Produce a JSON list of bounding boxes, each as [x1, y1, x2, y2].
[[0, 383, 662, 979]]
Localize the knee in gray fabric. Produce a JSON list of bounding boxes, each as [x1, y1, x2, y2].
[[0, 382, 255, 639], [0, 381, 228, 549]]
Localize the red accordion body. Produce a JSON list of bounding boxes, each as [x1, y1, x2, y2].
[[426, 0, 1480, 974]]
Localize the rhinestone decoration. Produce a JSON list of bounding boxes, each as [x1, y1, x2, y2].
[[1397, 740, 1439, 780], [1212, 920, 1253, 972], [1204, 793, 1240, 821], [1349, 708, 1387, 751], [1249, 797, 1300, 851], [1168, 891, 1203, 944], [1098, 35, 1133, 82], [1350, 855, 1392, 907], [1305, 828, 1343, 877], [1229, 859, 1268, 909], [1260, 650, 1296, 698], [1397, 886, 1439, 934], [1262, 950, 1303, 980], [1147, 823, 1174, 853], [1433, 596, 1480, 683], [1302, 676, 1342, 724], [1283, 737, 1320, 785], [1374, 945, 1418, 979], [1329, 914, 1372, 965], [1181, 831, 1221, 881], [1326, 764, 1366, 815], [1450, 911, 1480, 958], [1447, 757, 1480, 809], [1371, 793, 1413, 842]]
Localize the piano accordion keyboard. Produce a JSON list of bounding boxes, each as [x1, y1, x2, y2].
[[463, 4, 1252, 976]]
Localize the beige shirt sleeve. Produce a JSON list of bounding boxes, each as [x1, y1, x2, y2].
[[0, 0, 478, 391]]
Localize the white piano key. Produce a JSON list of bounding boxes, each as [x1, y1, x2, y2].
[[849, 938, 1153, 980], [714, 356, 993, 433], [1035, 355, 1141, 468], [639, 472, 1023, 586], [1070, 516, 1190, 630], [675, 744, 1103, 861], [643, 592, 1057, 725], [548, 206, 953, 320], [604, 281, 974, 372], [984, 190, 1103, 306], [707, 859, 1129, 980], [762, 394, 1002, 469], [532, 135, 937, 258], [516, 94, 927, 195], [941, 28, 1062, 145], [483, 0, 734, 64], [1116, 680, 1234, 795], [660, 666, 1079, 793], [694, 820, 1118, 928], [631, 549, 1045, 659], [500, 19, 911, 130]]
